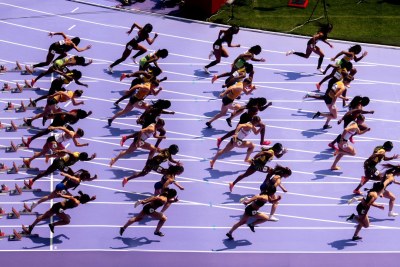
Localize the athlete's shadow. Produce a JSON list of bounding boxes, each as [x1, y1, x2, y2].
[[328, 238, 359, 250], [369, 216, 396, 223], [111, 236, 160, 249], [274, 71, 315, 81], [114, 190, 153, 202], [291, 108, 315, 119], [204, 110, 221, 118], [22, 234, 70, 249], [313, 149, 334, 160], [213, 238, 252, 251], [103, 69, 131, 79], [201, 127, 227, 138], [312, 169, 343, 180], [105, 126, 133, 137], [108, 168, 136, 180], [338, 194, 358, 204], [193, 69, 214, 79], [203, 90, 223, 99], [301, 128, 327, 138], [222, 192, 250, 204], [204, 168, 241, 181]]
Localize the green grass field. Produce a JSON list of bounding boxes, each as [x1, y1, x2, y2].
[[207, 0, 400, 47]]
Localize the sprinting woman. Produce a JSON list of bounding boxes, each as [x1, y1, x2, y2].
[[226, 184, 278, 240], [229, 143, 287, 192], [110, 119, 166, 166], [22, 191, 95, 234], [27, 32, 91, 71], [108, 23, 158, 72], [210, 116, 264, 169], [119, 188, 177, 237], [286, 24, 333, 72], [204, 26, 240, 74]]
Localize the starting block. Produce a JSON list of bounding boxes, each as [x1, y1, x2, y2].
[[0, 207, 5, 216], [0, 184, 10, 195], [16, 162, 39, 173], [0, 83, 11, 92], [4, 102, 15, 112], [4, 121, 17, 132], [6, 162, 19, 174], [7, 205, 39, 219], [5, 141, 26, 153], [0, 163, 7, 172], [8, 229, 39, 241], [9, 184, 23, 195], [22, 180, 42, 193]]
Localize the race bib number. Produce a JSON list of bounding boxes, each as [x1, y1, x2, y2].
[[251, 210, 257, 216], [374, 170, 380, 176], [214, 45, 220, 50], [343, 143, 348, 148], [127, 45, 133, 51], [236, 140, 243, 146]]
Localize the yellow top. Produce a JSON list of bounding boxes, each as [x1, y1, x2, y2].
[[226, 82, 243, 100], [54, 90, 73, 103], [134, 82, 151, 100]]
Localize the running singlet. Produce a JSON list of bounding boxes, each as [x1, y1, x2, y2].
[[365, 146, 386, 167], [134, 83, 151, 100], [253, 149, 274, 166], [237, 125, 251, 140], [62, 152, 81, 166], [141, 124, 155, 141], [342, 121, 357, 141], [226, 82, 243, 100], [328, 81, 345, 99], [54, 132, 71, 143], [54, 91, 74, 103]]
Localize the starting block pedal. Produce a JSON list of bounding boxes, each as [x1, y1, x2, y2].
[[5, 121, 18, 132], [0, 83, 11, 92], [21, 180, 42, 193], [23, 80, 40, 91], [7, 206, 39, 219], [4, 102, 16, 112], [8, 229, 39, 241], [5, 141, 26, 153], [0, 184, 10, 195], [9, 184, 23, 196], [6, 162, 19, 174], [0, 121, 4, 129], [0, 207, 5, 216], [0, 163, 7, 172], [17, 163, 39, 173]]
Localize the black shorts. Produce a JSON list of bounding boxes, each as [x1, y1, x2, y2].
[[222, 96, 234, 106], [356, 202, 369, 216], [126, 40, 139, 51], [245, 205, 258, 216], [50, 202, 64, 214], [129, 96, 141, 105], [49, 43, 64, 55], [364, 164, 381, 181], [143, 204, 156, 215], [323, 94, 333, 105], [239, 113, 252, 124]]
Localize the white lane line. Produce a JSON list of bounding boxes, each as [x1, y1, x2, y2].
[[1, 2, 399, 69]]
